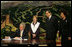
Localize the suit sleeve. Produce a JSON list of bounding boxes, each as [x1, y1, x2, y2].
[[10, 31, 16, 38], [22, 24, 29, 39], [14, 30, 20, 37], [57, 18, 62, 37], [67, 19, 71, 37], [54, 16, 59, 32]]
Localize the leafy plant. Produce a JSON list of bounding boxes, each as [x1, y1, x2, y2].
[[1, 4, 71, 39], [1, 24, 17, 39]]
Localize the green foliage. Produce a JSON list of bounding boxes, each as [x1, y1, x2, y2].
[[1, 28, 6, 39], [40, 27, 46, 33], [1, 25, 11, 39], [1, 4, 71, 27], [1, 4, 71, 39], [1, 24, 17, 39]]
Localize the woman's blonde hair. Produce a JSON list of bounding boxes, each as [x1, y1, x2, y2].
[[33, 15, 37, 19]]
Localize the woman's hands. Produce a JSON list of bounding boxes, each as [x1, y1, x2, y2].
[[32, 34, 36, 38]]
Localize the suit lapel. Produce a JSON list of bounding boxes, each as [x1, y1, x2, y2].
[[31, 22, 40, 33], [20, 30, 24, 37]]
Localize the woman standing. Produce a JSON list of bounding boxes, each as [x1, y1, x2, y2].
[[29, 16, 40, 40]]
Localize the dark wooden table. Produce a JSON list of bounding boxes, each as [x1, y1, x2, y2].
[[1, 39, 55, 46]]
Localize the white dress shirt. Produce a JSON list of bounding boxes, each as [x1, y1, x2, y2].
[[31, 22, 40, 33], [49, 15, 52, 20], [20, 30, 24, 37]]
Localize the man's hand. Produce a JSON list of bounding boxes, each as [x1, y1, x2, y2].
[[14, 37, 20, 39], [68, 37, 71, 40], [5, 36, 10, 39], [32, 34, 36, 38]]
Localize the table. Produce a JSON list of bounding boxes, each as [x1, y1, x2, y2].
[[1, 39, 55, 46]]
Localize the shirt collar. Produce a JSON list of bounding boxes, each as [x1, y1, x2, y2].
[[49, 15, 52, 20], [20, 30, 24, 32], [32, 22, 37, 25]]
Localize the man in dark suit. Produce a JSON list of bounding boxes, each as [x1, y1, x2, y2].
[[14, 22, 28, 39], [58, 11, 71, 46], [43, 10, 58, 46]]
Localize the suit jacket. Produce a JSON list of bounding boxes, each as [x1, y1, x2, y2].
[[13, 25, 29, 39], [44, 16, 58, 40], [59, 18, 71, 40], [29, 22, 40, 40], [14, 29, 28, 39]]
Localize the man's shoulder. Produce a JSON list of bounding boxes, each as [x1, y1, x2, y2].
[[52, 15, 57, 18], [52, 15, 59, 20], [16, 29, 20, 32]]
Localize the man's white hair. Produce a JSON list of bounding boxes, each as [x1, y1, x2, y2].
[[20, 22, 25, 29]]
